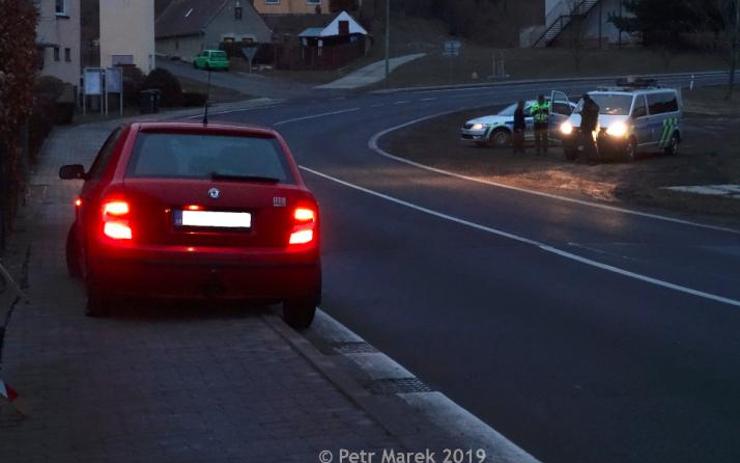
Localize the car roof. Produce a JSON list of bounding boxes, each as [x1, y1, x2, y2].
[[126, 121, 279, 138], [590, 88, 678, 96]]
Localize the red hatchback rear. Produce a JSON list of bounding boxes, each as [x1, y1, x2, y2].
[[60, 122, 321, 328]]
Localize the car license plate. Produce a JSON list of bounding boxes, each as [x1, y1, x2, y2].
[[175, 210, 252, 229]]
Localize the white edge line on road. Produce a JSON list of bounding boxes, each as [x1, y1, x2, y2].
[[311, 309, 542, 463], [273, 107, 361, 127], [367, 111, 740, 236], [299, 165, 740, 308]]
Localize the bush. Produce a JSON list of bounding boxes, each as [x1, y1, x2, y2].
[[34, 75, 66, 101], [141, 68, 183, 107], [27, 95, 56, 164], [182, 92, 208, 107], [122, 65, 146, 106]]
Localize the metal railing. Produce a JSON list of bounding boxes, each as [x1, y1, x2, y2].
[[533, 0, 601, 47]]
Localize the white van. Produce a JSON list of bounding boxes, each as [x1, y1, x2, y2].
[[559, 81, 682, 161]]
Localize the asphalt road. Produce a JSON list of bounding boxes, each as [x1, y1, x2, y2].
[[202, 72, 740, 463]]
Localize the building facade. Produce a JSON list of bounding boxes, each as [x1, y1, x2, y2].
[[35, 0, 81, 85], [250, 0, 329, 15], [99, 0, 156, 73]]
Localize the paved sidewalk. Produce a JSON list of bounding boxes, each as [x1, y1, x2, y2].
[[0, 122, 403, 462], [316, 54, 426, 90]]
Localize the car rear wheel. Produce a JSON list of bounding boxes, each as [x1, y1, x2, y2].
[[283, 299, 317, 329], [664, 133, 679, 156], [488, 129, 511, 148]]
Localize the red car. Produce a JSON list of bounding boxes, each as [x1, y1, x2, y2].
[[60, 122, 321, 328]]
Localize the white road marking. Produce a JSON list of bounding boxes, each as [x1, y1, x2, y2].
[[310, 310, 541, 463], [273, 107, 361, 127], [368, 112, 740, 235], [370, 103, 385, 108], [420, 97, 437, 102], [300, 165, 740, 308], [394, 100, 411, 105]]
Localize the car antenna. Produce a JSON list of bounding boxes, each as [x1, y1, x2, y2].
[[203, 69, 212, 126]]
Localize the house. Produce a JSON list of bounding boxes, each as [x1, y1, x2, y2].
[[99, 0, 156, 72], [155, 0, 273, 61], [251, 0, 330, 15], [35, 0, 81, 86], [275, 10, 368, 70]]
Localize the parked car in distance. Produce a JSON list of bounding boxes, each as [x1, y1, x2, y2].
[[193, 50, 230, 71], [559, 80, 683, 161], [460, 91, 575, 148], [59, 122, 321, 328]]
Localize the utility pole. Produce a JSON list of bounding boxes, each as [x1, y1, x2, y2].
[[728, 0, 739, 99], [385, 0, 390, 85]]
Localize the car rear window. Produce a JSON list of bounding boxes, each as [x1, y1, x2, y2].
[[211, 51, 227, 59], [127, 132, 294, 183]]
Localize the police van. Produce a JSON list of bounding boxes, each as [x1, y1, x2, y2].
[[559, 79, 683, 161]]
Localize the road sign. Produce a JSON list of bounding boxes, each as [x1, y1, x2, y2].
[[241, 47, 258, 72], [443, 40, 462, 57]]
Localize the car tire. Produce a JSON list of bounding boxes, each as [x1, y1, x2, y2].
[[625, 137, 637, 162], [664, 133, 679, 156], [193, 61, 198, 69], [85, 284, 112, 317], [283, 299, 317, 329], [488, 129, 511, 148], [65, 226, 82, 278]]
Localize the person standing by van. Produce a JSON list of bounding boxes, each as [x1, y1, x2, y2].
[[580, 93, 600, 160], [531, 95, 550, 155]]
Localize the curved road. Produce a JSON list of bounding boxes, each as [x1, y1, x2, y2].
[[202, 73, 740, 463]]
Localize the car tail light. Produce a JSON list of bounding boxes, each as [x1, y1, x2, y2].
[[102, 200, 132, 240], [289, 206, 317, 246]]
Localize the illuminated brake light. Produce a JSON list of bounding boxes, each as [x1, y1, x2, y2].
[[74, 198, 82, 207], [101, 200, 132, 240], [103, 201, 129, 216], [186, 205, 201, 211], [103, 221, 132, 240], [294, 208, 315, 222], [288, 206, 317, 246], [289, 229, 314, 245]]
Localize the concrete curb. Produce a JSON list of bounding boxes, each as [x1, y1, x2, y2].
[[371, 70, 732, 94]]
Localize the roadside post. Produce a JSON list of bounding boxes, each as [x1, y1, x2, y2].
[[241, 47, 258, 73], [105, 67, 123, 117], [82, 67, 104, 116], [443, 39, 462, 84]]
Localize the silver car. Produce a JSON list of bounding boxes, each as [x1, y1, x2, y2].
[[460, 91, 575, 148]]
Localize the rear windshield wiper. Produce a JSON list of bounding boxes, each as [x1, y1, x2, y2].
[[210, 172, 280, 183]]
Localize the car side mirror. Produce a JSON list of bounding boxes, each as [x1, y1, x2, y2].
[[59, 164, 86, 180]]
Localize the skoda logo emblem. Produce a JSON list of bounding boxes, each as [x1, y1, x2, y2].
[[208, 187, 220, 199]]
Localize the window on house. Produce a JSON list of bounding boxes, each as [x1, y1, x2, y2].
[[235, 6, 242, 19], [306, 0, 320, 4], [37, 46, 45, 70], [265, 0, 280, 4], [64, 48, 71, 62], [55, 0, 66, 15], [338, 20, 349, 35], [53, 47, 60, 61]]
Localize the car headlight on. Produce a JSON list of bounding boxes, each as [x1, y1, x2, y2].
[[470, 123, 485, 131], [560, 121, 574, 135], [606, 121, 629, 137]]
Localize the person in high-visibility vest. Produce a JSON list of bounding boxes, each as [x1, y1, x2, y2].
[[531, 94, 551, 156]]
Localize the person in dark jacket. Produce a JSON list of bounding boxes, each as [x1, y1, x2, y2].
[[512, 100, 526, 155], [580, 93, 600, 160]]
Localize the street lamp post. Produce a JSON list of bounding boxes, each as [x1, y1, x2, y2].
[[385, 0, 390, 84]]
